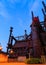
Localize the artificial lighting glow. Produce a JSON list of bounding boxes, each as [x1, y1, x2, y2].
[[10, 50, 13, 54], [0, 46, 2, 50]]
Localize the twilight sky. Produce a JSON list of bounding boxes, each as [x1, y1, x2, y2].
[[0, 0, 46, 52]]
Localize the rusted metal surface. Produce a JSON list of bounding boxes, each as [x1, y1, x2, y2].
[[6, 1, 46, 59]]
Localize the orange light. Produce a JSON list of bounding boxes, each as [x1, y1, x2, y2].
[[0, 46, 2, 50], [10, 50, 13, 54]]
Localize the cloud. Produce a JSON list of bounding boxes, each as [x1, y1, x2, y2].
[[17, 18, 23, 27], [0, 1, 10, 20], [8, 0, 21, 3], [29, 0, 42, 16], [7, 0, 24, 4], [7, 0, 27, 8], [31, 1, 40, 10]]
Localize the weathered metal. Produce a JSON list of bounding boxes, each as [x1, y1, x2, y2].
[[7, 1, 46, 59]]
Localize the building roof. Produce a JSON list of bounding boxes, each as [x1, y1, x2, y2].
[[14, 39, 33, 48], [0, 50, 7, 55]]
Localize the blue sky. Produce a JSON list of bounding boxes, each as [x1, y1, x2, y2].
[[0, 0, 46, 52]]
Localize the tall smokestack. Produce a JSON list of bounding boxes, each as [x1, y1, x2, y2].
[[31, 17, 42, 57]]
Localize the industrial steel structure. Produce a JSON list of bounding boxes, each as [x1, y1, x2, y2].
[[7, 1, 46, 58]]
